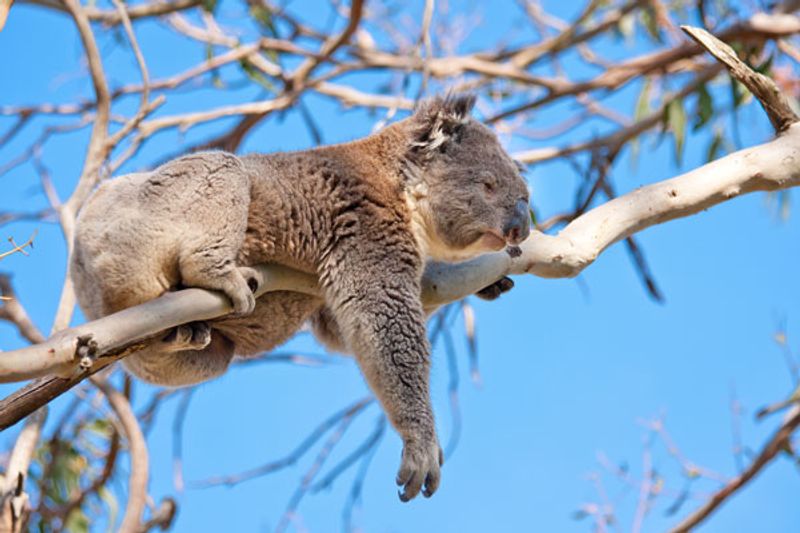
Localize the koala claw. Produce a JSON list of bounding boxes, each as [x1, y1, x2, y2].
[[475, 276, 514, 301], [238, 266, 263, 294], [396, 439, 443, 502]]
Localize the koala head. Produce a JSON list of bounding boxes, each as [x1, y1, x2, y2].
[[404, 94, 531, 262]]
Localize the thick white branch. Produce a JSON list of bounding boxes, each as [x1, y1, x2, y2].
[[1, 125, 799, 385]]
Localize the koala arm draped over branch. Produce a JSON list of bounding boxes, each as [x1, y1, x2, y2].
[[70, 94, 530, 501]]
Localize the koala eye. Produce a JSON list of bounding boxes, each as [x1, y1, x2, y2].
[[482, 179, 495, 193]]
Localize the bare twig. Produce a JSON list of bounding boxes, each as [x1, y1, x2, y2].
[[682, 25, 799, 132], [21, 0, 202, 25], [0, 407, 46, 533], [193, 397, 373, 489], [91, 377, 148, 533], [0, 274, 44, 344], [0, 232, 36, 262], [670, 406, 800, 532]]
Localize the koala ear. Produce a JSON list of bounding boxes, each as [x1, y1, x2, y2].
[[409, 93, 477, 154]]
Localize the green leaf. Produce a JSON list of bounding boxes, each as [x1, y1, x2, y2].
[[693, 84, 714, 131], [640, 7, 662, 43], [635, 78, 653, 121], [666, 99, 686, 165], [238, 58, 277, 92], [64, 509, 90, 533], [629, 78, 653, 168], [730, 77, 751, 109], [250, 4, 279, 37], [706, 130, 725, 162], [86, 418, 113, 439], [205, 44, 224, 89], [99, 486, 119, 533], [755, 52, 775, 75], [201, 0, 217, 13]]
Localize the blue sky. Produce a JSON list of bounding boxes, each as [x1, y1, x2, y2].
[[1, 1, 799, 532]]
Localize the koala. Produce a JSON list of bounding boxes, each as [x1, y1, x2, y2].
[[70, 94, 530, 502]]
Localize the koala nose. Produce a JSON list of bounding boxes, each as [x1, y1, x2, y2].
[[503, 199, 531, 245]]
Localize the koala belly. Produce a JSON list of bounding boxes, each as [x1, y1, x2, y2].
[[212, 290, 324, 357]]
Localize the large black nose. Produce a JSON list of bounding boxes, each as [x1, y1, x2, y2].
[[503, 199, 531, 244]]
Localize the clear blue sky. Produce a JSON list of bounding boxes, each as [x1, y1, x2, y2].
[[1, 1, 799, 532]]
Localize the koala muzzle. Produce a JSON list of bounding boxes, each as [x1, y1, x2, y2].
[[503, 199, 531, 245]]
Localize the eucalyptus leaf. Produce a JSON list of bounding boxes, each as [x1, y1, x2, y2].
[[693, 84, 713, 131], [666, 99, 686, 165]]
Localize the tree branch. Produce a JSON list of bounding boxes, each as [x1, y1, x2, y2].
[[669, 406, 800, 532], [19, 0, 202, 25], [681, 25, 799, 133], [0, 274, 44, 345], [0, 407, 46, 532], [90, 377, 148, 533]]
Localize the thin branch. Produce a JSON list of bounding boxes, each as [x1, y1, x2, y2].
[[275, 398, 369, 533], [682, 25, 799, 133], [290, 0, 365, 84], [171, 389, 193, 493], [0, 407, 46, 532], [0, 231, 36, 262], [20, 0, 202, 25], [0, 274, 44, 344], [194, 397, 373, 488], [513, 65, 723, 164], [90, 377, 148, 533], [61, 0, 111, 219], [669, 406, 800, 532]]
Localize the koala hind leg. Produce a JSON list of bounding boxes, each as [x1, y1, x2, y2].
[[123, 323, 235, 387], [170, 154, 260, 315]]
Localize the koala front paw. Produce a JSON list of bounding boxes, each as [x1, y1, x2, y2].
[[475, 276, 514, 301], [222, 267, 262, 315], [396, 437, 443, 502]]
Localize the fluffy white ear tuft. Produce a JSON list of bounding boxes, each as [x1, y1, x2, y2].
[[409, 93, 476, 155]]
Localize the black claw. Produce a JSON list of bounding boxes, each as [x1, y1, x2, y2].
[[162, 327, 179, 343], [190, 322, 210, 343], [398, 490, 410, 502], [247, 277, 259, 293]]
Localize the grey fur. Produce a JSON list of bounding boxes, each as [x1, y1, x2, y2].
[[71, 94, 530, 501]]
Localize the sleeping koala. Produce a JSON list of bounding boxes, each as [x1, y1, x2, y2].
[[70, 94, 530, 502]]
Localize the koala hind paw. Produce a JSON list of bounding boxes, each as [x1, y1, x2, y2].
[[396, 438, 443, 502], [475, 276, 514, 301], [161, 322, 212, 352]]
